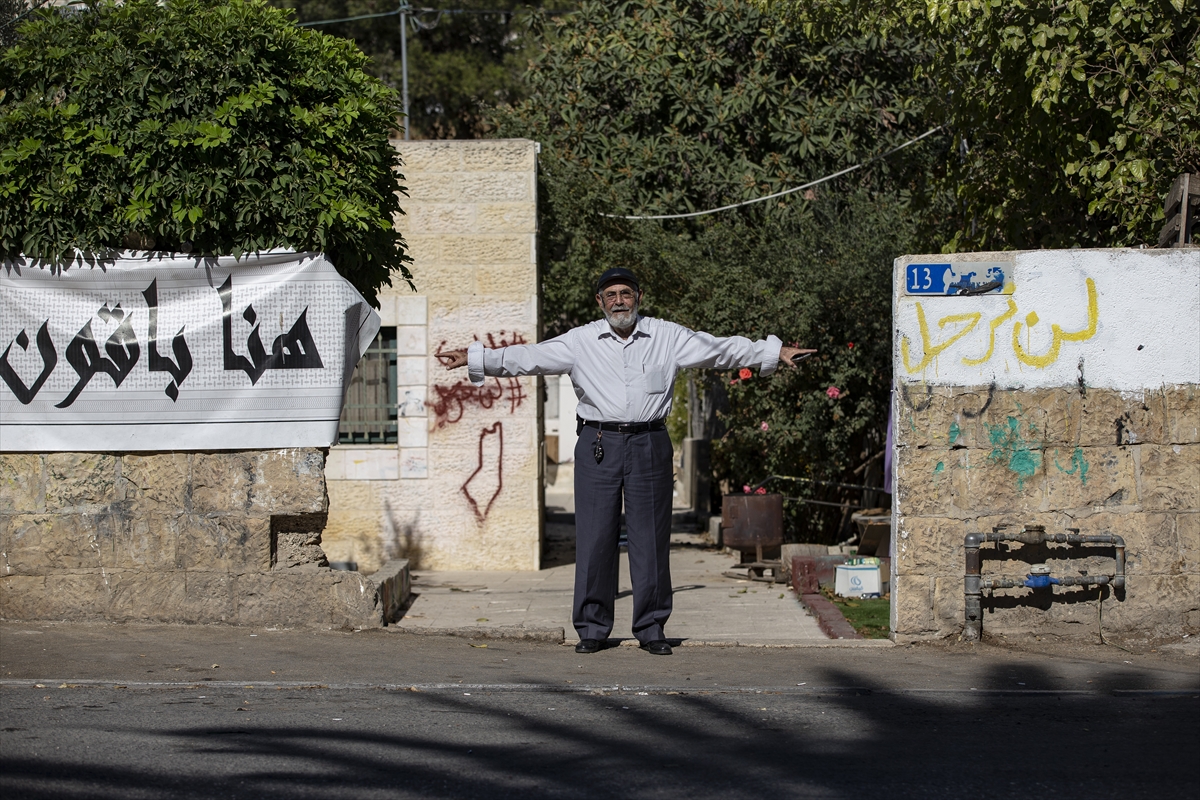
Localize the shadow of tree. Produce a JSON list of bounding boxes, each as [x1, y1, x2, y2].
[[2, 659, 1195, 799]]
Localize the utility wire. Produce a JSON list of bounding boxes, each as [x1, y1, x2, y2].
[[297, 5, 572, 28], [0, 0, 65, 32], [602, 125, 944, 221]]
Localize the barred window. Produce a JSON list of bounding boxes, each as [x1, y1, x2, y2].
[[339, 327, 397, 444]]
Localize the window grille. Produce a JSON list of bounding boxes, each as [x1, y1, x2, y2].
[[339, 327, 398, 444]]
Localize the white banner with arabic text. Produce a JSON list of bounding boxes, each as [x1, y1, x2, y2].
[[1, 250, 379, 451]]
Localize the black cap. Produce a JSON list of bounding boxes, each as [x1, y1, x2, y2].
[[595, 267, 640, 295]]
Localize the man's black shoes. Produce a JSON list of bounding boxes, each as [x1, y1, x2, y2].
[[575, 638, 603, 654], [641, 640, 672, 656]]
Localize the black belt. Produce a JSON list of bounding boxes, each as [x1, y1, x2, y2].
[[579, 418, 666, 434]]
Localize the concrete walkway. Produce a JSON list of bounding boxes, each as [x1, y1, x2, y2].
[[398, 529, 841, 646]]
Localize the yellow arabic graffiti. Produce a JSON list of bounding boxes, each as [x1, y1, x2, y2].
[[1012, 278, 1099, 368], [902, 278, 1099, 374], [900, 306, 981, 373]]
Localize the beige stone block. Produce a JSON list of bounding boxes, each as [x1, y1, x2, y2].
[[1113, 513, 1183, 576], [248, 449, 326, 515], [1096, 574, 1198, 634], [181, 571, 236, 623], [41, 572, 111, 620], [1043, 445, 1135, 509], [176, 516, 270, 571], [1136, 443, 1200, 510], [234, 571, 351, 627], [11, 572, 112, 621], [476, 203, 537, 234], [43, 453, 118, 510], [894, 516, 966, 574], [475, 262, 538, 296], [933, 576, 966, 629], [0, 575, 48, 619], [5, 514, 99, 573], [959, 447, 1048, 515], [456, 172, 534, 203], [892, 574, 936, 635], [1164, 385, 1200, 444], [895, 447, 965, 517], [0, 454, 42, 513], [409, 265, 475, 297], [403, 203, 476, 234], [119, 453, 189, 513], [109, 514, 178, 570], [1077, 389, 1167, 446], [460, 139, 537, 170], [402, 234, 445, 266], [106, 571, 188, 622], [442, 235, 531, 266], [191, 452, 254, 513], [1179, 512, 1199, 573], [393, 140, 466, 173], [405, 172, 468, 204]]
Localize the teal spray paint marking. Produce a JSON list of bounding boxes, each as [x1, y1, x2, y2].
[[948, 421, 961, 445], [984, 416, 1042, 491], [1053, 447, 1089, 485], [934, 461, 945, 474]]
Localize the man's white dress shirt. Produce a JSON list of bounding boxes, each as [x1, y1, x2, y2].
[[467, 315, 782, 423]]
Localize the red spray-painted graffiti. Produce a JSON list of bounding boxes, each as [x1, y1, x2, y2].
[[431, 331, 529, 428], [462, 422, 504, 521], [429, 377, 526, 428]]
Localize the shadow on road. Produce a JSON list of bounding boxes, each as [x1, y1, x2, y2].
[[2, 660, 1195, 799]]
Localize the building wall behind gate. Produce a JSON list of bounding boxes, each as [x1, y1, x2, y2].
[[891, 248, 1200, 642], [322, 139, 542, 572]]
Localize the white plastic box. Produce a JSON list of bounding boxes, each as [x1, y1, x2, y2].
[[834, 565, 882, 598]]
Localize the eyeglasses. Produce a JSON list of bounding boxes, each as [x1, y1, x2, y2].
[[600, 288, 637, 304]]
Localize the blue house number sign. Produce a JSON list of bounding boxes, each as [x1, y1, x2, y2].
[[905, 262, 1010, 296]]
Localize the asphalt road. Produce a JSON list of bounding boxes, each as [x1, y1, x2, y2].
[[2, 624, 1197, 799]]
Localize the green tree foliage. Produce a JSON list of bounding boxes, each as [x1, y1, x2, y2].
[[760, 0, 1200, 249], [271, 0, 561, 139], [496, 0, 933, 537], [0, 0, 410, 302]]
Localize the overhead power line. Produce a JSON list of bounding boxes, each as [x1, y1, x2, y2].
[[297, 4, 573, 28], [602, 126, 945, 221]]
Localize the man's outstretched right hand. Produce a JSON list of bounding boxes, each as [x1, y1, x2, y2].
[[437, 349, 468, 370]]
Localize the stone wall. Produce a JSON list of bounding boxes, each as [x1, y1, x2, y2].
[[891, 248, 1200, 643], [0, 449, 407, 628], [322, 139, 542, 573]]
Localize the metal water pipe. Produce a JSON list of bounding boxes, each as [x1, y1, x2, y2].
[[963, 525, 1125, 641]]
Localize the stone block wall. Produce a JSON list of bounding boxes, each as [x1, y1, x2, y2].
[[322, 139, 542, 572], [892, 248, 1200, 643], [0, 449, 405, 628]]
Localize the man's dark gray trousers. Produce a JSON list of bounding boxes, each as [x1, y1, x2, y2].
[[572, 425, 674, 644]]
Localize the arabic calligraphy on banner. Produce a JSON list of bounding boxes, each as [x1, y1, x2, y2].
[[0, 250, 379, 452]]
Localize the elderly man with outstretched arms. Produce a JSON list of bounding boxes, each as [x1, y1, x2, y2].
[[438, 268, 814, 655]]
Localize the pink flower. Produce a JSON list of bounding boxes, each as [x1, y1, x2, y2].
[[742, 484, 752, 494], [760, 421, 769, 431], [738, 368, 752, 380], [826, 386, 842, 399], [729, 379, 738, 385], [755, 487, 767, 495], [847, 342, 854, 349]]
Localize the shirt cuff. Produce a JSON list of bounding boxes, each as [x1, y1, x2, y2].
[[759, 335, 783, 377], [466, 341, 486, 386]]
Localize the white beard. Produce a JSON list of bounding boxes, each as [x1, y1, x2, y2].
[[603, 302, 638, 334]]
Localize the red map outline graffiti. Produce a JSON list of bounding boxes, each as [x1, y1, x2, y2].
[[461, 422, 504, 521]]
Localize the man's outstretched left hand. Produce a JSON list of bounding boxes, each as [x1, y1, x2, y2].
[[779, 346, 817, 367]]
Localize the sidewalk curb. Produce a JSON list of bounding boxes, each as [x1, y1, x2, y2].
[[798, 593, 865, 640], [391, 625, 566, 643]]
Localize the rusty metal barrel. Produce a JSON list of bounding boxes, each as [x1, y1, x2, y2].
[[721, 494, 784, 550]]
